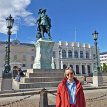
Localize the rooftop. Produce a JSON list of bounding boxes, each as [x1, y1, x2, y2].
[[100, 52, 107, 55]]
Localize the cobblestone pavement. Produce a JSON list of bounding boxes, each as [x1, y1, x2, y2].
[[85, 89, 107, 107], [0, 89, 107, 107]]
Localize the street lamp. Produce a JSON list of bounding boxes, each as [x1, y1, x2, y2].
[[92, 30, 100, 72], [4, 14, 14, 74], [92, 30, 103, 87]]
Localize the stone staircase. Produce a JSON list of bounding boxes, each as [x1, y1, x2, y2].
[[12, 69, 64, 90]]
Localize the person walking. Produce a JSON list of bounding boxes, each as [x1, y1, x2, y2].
[[56, 67, 86, 107]]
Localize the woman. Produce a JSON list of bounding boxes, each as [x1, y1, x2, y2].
[[56, 67, 86, 107]]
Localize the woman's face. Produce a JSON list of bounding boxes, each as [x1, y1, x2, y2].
[[65, 69, 74, 81]]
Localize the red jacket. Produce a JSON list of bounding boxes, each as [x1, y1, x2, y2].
[[56, 77, 86, 107]]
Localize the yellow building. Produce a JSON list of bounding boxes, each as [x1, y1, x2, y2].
[[0, 40, 35, 74]]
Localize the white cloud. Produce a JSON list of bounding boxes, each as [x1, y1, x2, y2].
[[24, 16, 36, 26], [0, 0, 35, 34]]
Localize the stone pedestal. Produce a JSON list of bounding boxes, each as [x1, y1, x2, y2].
[[1, 71, 12, 91], [92, 71, 103, 87], [2, 71, 12, 79], [33, 38, 54, 69]]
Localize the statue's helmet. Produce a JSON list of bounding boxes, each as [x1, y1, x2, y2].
[[38, 8, 43, 14]]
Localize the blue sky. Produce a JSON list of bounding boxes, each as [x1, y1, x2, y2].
[[0, 0, 107, 52]]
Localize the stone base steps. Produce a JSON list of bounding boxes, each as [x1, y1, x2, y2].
[[12, 69, 93, 90], [12, 69, 64, 90], [26, 72, 64, 78], [19, 81, 60, 89], [13, 79, 60, 89], [20, 77, 63, 83]]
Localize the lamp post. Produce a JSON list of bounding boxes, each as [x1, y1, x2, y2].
[[59, 45, 62, 69], [4, 14, 14, 74], [92, 30, 100, 72], [92, 30, 103, 87]]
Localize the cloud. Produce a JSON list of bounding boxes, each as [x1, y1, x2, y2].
[[0, 0, 35, 34]]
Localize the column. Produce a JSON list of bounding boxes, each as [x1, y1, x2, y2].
[[85, 63, 88, 75], [79, 63, 82, 75], [73, 64, 76, 75], [78, 48, 80, 59], [89, 50, 91, 59], [91, 63, 94, 73], [67, 63, 69, 67], [61, 60, 63, 69]]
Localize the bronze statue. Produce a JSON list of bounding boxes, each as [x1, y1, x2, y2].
[[36, 9, 52, 40]]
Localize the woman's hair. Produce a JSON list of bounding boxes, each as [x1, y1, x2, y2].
[[64, 67, 75, 76]]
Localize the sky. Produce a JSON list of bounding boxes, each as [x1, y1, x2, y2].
[[0, 0, 107, 52]]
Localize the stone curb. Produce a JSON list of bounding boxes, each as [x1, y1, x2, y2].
[[0, 84, 107, 98], [0, 88, 57, 98], [0, 86, 107, 98]]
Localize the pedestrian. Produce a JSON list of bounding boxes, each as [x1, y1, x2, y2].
[[56, 67, 86, 107], [15, 69, 20, 82], [13, 69, 18, 79], [18, 68, 25, 77]]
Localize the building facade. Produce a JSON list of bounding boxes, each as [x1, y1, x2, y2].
[[100, 52, 107, 66], [0, 40, 99, 76], [0, 40, 35, 76], [53, 41, 99, 75]]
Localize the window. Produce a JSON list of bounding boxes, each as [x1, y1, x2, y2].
[[76, 65, 79, 74], [82, 65, 85, 74], [63, 64, 67, 69], [74, 50, 78, 58], [68, 50, 72, 58], [86, 51, 89, 59], [62, 50, 66, 58], [87, 65, 90, 74], [80, 51, 83, 58]]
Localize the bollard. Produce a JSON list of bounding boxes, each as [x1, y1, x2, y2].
[[39, 88, 48, 107]]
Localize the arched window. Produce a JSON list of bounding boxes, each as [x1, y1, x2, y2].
[[68, 50, 72, 58], [74, 50, 78, 58], [62, 50, 66, 58], [63, 64, 67, 70], [86, 51, 89, 59], [13, 66, 18, 70]]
